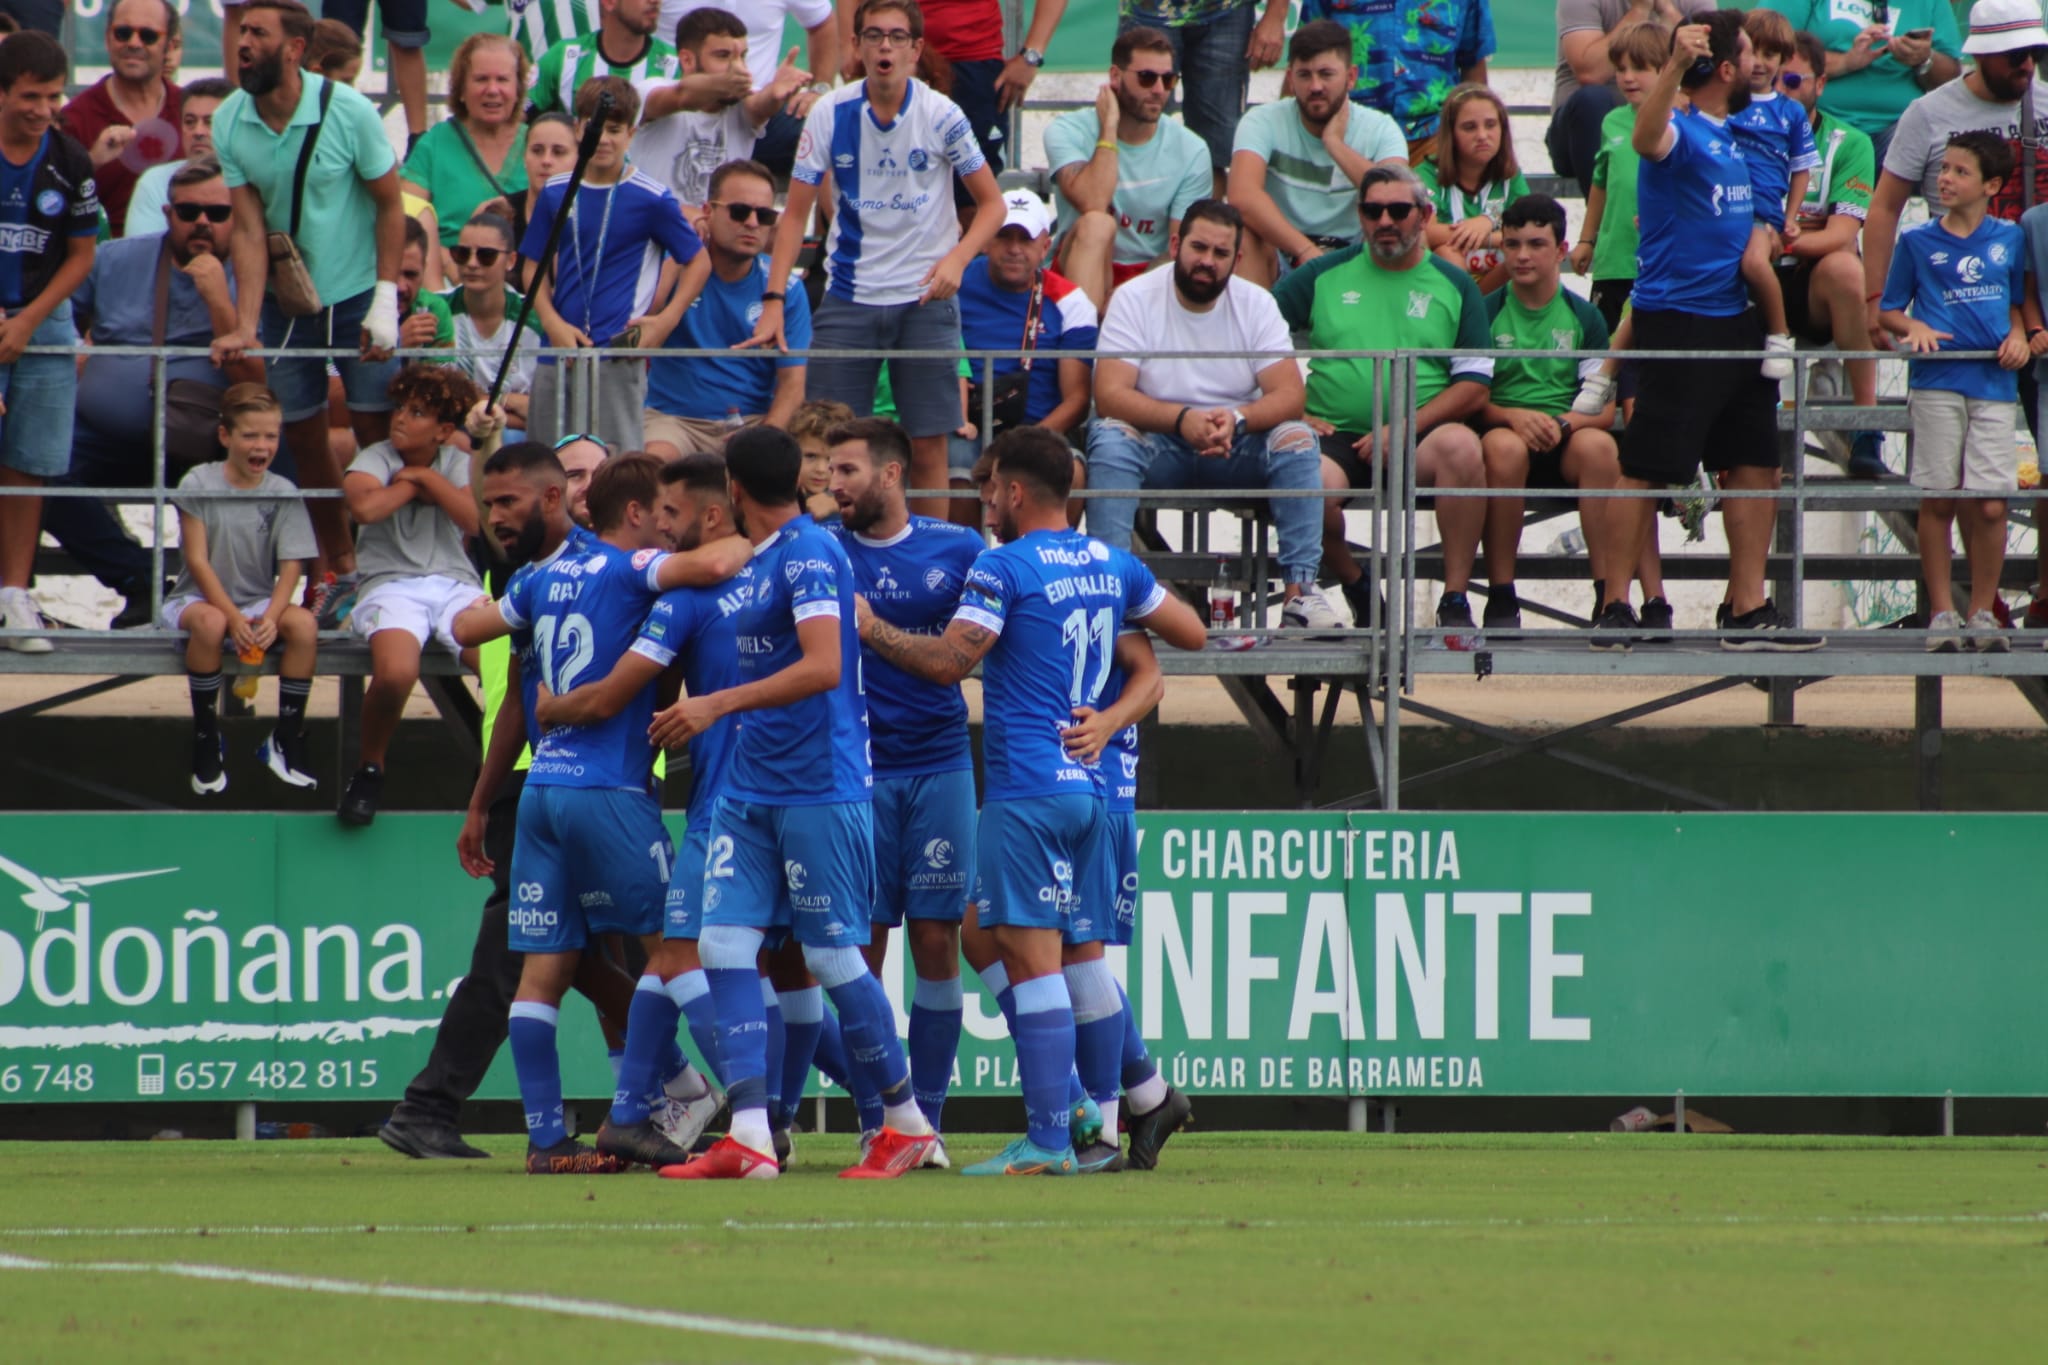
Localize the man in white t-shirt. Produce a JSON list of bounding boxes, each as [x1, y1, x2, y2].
[[660, 0, 837, 174], [1086, 199, 1344, 633], [632, 7, 808, 211], [1227, 19, 1408, 286]]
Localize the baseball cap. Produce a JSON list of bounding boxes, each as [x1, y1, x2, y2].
[[998, 190, 1052, 239], [1962, 0, 2048, 55]]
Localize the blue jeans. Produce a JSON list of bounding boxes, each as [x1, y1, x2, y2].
[[1133, 3, 1255, 172], [0, 303, 78, 477], [1084, 417, 1322, 585]]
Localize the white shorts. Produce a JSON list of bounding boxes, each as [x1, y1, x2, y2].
[[349, 574, 479, 652], [1908, 389, 2018, 493], [161, 594, 276, 634]]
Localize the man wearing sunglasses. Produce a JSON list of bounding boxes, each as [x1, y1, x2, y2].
[[59, 0, 186, 239], [644, 158, 811, 458]]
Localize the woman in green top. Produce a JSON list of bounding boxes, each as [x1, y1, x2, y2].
[[1418, 84, 1531, 294], [401, 33, 530, 249]]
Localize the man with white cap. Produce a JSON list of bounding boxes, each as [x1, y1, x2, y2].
[[955, 190, 1099, 443]]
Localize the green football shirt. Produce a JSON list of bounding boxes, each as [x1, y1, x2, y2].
[[1798, 111, 1875, 227], [1589, 102, 1641, 284], [528, 34, 682, 120], [1481, 282, 1610, 416]]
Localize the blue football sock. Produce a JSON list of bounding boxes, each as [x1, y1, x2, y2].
[[761, 977, 787, 1129], [815, 1007, 885, 1132], [702, 966, 769, 1119], [1065, 959, 1123, 1109], [776, 985, 825, 1131], [1067, 1068, 1089, 1108], [909, 975, 964, 1132], [1116, 980, 1158, 1090], [609, 976, 681, 1127], [508, 1001, 565, 1149], [1011, 974, 1077, 1151], [664, 969, 724, 1084], [825, 971, 912, 1109]]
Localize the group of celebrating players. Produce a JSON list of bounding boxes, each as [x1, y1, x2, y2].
[[453, 403, 1207, 1178]]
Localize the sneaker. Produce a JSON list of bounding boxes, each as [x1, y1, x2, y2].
[[921, 1135, 951, 1169], [378, 1116, 490, 1160], [524, 1138, 630, 1175], [960, 1135, 1078, 1177], [338, 763, 385, 826], [1436, 591, 1475, 629], [191, 733, 227, 796], [839, 1125, 938, 1179], [1124, 1086, 1192, 1171], [1280, 587, 1346, 636], [1721, 601, 1824, 652], [1847, 431, 1889, 480], [1637, 596, 1675, 643], [0, 587, 53, 654], [1076, 1139, 1128, 1174], [658, 1133, 778, 1180], [309, 572, 359, 630], [1340, 577, 1379, 628], [1761, 332, 1796, 380], [109, 586, 160, 631], [258, 731, 317, 789], [652, 1081, 725, 1153], [1070, 1096, 1102, 1149], [1587, 600, 1638, 653], [1571, 372, 1617, 416], [1924, 608, 1964, 653], [1967, 608, 2009, 653], [1481, 586, 1521, 630], [1715, 601, 1733, 631], [595, 1117, 696, 1169]]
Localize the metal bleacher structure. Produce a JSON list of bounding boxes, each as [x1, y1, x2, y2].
[[8, 75, 2048, 814]]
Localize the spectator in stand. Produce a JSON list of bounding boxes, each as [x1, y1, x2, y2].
[[956, 190, 1099, 443], [398, 217, 456, 355], [792, 398, 858, 522], [1302, 0, 1495, 162], [1043, 25, 1211, 312], [60, 0, 185, 240], [340, 364, 486, 826], [1882, 130, 2026, 652], [214, 0, 406, 622], [1228, 20, 1408, 287], [0, 32, 97, 655], [0, 4, 47, 37], [443, 213, 546, 431], [555, 435, 612, 527], [1605, 14, 1820, 652], [1274, 165, 1492, 632], [512, 0, 603, 65], [1550, 0, 1715, 196], [1772, 31, 1886, 479], [168, 383, 320, 797], [643, 158, 811, 458], [1477, 194, 1669, 639], [321, 0, 429, 153], [527, 0, 688, 123], [302, 17, 366, 84], [1729, 8, 1816, 379], [47, 159, 261, 632], [1088, 199, 1342, 632], [1117, 0, 1288, 187], [1762, 0, 1961, 169], [126, 77, 233, 237], [632, 8, 812, 214], [663, 0, 839, 176], [507, 114, 580, 293], [1569, 20, 1668, 334], [1419, 83, 1531, 294], [402, 34, 529, 252]]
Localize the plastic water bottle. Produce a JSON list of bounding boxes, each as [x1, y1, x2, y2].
[[233, 642, 263, 701]]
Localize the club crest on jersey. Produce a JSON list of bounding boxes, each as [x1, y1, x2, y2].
[[924, 567, 951, 592], [1991, 242, 2010, 265], [1406, 291, 1430, 320], [35, 189, 64, 217], [785, 559, 805, 584], [907, 148, 929, 171]]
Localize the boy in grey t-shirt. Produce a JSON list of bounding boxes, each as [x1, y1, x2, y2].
[[166, 385, 321, 797], [340, 365, 486, 826]]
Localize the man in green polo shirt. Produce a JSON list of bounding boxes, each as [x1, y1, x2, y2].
[[1273, 163, 1494, 632]]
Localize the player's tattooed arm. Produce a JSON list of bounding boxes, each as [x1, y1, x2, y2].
[[858, 605, 996, 686]]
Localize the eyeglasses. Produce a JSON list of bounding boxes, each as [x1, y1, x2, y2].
[[710, 201, 781, 226], [172, 203, 233, 223], [1359, 201, 1418, 222], [859, 27, 916, 47], [1127, 69, 1178, 90], [1776, 71, 1809, 90], [112, 24, 164, 45], [448, 245, 504, 266], [553, 433, 612, 455]]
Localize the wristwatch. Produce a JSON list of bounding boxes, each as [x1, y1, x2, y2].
[[1230, 408, 1248, 442], [1020, 47, 1045, 67]]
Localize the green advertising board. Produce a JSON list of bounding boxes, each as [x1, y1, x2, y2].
[[0, 812, 2041, 1105]]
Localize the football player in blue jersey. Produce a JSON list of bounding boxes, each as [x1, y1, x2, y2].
[[655, 425, 939, 1181], [826, 416, 985, 1166], [452, 455, 752, 1174], [856, 426, 1207, 1175]]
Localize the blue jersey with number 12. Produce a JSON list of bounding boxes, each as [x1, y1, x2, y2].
[[504, 525, 598, 753], [500, 538, 674, 792], [954, 530, 1163, 802]]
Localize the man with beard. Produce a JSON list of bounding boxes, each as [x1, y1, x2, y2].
[[212, 0, 405, 623], [1272, 165, 1493, 633], [59, 0, 185, 239], [528, 0, 690, 124], [1040, 25, 1211, 311], [47, 159, 261, 632], [1085, 199, 1343, 634], [1225, 20, 1406, 287]]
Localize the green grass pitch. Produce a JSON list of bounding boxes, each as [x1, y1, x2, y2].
[[1, 1132, 2043, 1363]]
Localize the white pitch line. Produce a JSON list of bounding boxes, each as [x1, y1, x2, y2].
[[0, 1251, 1111, 1365]]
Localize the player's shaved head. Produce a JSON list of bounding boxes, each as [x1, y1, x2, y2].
[[725, 425, 802, 507]]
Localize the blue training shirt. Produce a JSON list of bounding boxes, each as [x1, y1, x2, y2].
[[1880, 215, 2027, 402], [645, 257, 812, 420], [954, 530, 1165, 803], [832, 515, 982, 780], [504, 525, 599, 753], [519, 169, 703, 358], [630, 563, 752, 825], [1727, 91, 1819, 228], [1633, 108, 1754, 317], [724, 515, 874, 806], [500, 538, 675, 791]]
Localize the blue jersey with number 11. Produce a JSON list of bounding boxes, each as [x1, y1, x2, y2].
[[500, 539, 674, 792], [954, 530, 1164, 802]]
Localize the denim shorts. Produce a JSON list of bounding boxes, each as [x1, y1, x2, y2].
[[0, 303, 78, 478], [260, 287, 401, 423], [808, 294, 964, 440], [318, 0, 429, 46]]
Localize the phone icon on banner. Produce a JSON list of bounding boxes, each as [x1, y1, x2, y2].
[[137, 1054, 166, 1095]]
